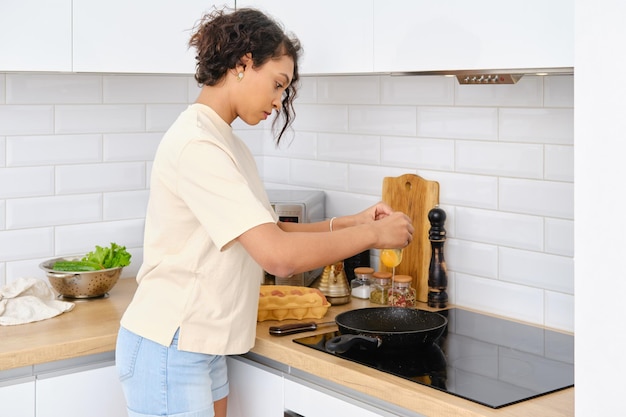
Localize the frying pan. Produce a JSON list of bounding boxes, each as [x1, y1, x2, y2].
[[325, 307, 447, 353]]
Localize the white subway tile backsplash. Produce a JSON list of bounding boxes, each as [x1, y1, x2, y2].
[[545, 218, 574, 257], [235, 128, 267, 155], [323, 189, 379, 220], [446, 238, 498, 279], [292, 104, 349, 132], [455, 273, 544, 324], [319, 133, 380, 164], [266, 131, 317, 159], [545, 145, 574, 182], [54, 219, 144, 256], [261, 156, 290, 184], [317, 76, 379, 104], [103, 190, 150, 221], [7, 134, 102, 166], [0, 72, 575, 331], [0, 136, 5, 167], [6, 74, 102, 104], [417, 107, 498, 140], [104, 132, 162, 162], [348, 164, 409, 195], [146, 103, 188, 132], [545, 291, 574, 332], [290, 159, 348, 191], [349, 105, 416, 136], [0, 200, 5, 230], [380, 75, 455, 106], [103, 75, 189, 103], [382, 136, 454, 171], [0, 105, 54, 135], [455, 75, 543, 107], [187, 77, 202, 103], [425, 171, 497, 209], [6, 257, 57, 284], [456, 141, 544, 179], [296, 77, 317, 104], [0, 227, 54, 262], [544, 75, 574, 108], [455, 207, 543, 251], [6, 194, 102, 229], [0, 166, 54, 198], [499, 247, 574, 294], [0, 74, 5, 104], [499, 178, 574, 219], [55, 104, 145, 134], [499, 108, 574, 144], [56, 162, 146, 194]]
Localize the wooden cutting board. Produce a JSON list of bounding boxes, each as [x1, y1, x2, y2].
[[380, 174, 440, 303]]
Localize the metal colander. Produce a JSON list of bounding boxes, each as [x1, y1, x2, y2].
[[39, 257, 122, 299]]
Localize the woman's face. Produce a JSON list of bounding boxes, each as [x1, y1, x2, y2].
[[236, 54, 294, 126]]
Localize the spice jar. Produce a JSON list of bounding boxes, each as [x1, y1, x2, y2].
[[369, 271, 392, 305], [388, 275, 416, 307], [350, 267, 374, 299]]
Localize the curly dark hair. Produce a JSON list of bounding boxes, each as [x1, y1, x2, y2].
[[189, 7, 302, 145]]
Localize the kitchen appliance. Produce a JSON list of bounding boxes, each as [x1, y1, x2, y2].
[[266, 189, 325, 286], [293, 308, 574, 409]]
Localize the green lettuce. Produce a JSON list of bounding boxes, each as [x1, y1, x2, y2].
[[81, 242, 132, 269]]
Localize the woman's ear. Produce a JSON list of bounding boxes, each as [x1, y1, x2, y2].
[[238, 53, 253, 71]]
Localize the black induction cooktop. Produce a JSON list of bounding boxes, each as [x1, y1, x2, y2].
[[293, 308, 574, 409]]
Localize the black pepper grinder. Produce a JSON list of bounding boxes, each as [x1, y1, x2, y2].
[[428, 206, 448, 308]]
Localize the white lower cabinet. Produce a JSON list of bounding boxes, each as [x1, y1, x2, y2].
[[36, 364, 126, 417], [284, 378, 387, 417], [226, 356, 284, 417], [0, 380, 35, 417]]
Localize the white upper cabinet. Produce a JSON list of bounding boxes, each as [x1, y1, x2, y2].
[[73, 1, 233, 74], [237, 0, 374, 75], [373, 0, 574, 72], [0, 0, 72, 72]]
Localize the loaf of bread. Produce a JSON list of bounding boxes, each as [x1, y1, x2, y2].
[[257, 285, 330, 321]]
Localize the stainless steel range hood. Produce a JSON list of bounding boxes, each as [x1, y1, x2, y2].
[[391, 67, 574, 84]]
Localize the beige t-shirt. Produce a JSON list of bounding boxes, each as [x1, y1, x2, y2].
[[120, 103, 277, 355]]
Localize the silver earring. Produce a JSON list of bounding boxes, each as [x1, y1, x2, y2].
[[237, 72, 244, 81]]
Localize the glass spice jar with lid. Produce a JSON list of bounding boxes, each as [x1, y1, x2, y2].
[[369, 271, 392, 305], [351, 267, 374, 299], [388, 274, 416, 307]]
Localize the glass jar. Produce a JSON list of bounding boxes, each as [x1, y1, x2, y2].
[[369, 271, 392, 305], [351, 267, 374, 299], [388, 274, 416, 307]]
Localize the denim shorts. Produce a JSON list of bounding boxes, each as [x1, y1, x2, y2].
[[116, 326, 229, 417]]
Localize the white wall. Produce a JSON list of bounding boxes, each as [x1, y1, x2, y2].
[[0, 72, 574, 332]]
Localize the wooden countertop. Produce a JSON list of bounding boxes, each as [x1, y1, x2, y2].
[[0, 278, 574, 417]]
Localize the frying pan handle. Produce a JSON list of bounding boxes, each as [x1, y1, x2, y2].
[[325, 334, 382, 354]]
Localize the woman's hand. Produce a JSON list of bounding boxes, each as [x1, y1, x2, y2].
[[353, 202, 394, 224], [372, 211, 415, 249]]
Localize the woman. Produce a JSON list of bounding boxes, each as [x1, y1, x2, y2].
[[116, 7, 414, 417]]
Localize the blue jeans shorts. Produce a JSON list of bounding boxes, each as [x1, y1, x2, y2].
[[116, 326, 229, 417]]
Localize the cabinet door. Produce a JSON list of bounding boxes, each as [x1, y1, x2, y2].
[[0, 0, 72, 72], [373, 0, 574, 72], [0, 380, 35, 417], [226, 356, 283, 417], [73, 0, 233, 74], [237, 0, 374, 75], [284, 378, 387, 417], [36, 365, 126, 417]]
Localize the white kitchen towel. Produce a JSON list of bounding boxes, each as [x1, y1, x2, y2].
[[0, 277, 75, 326]]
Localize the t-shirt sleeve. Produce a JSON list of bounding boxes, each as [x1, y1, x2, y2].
[[176, 138, 275, 251]]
